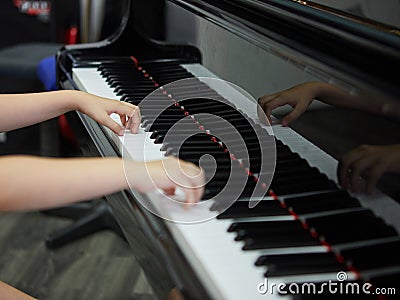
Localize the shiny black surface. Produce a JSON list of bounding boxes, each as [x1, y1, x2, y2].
[[170, 0, 400, 103]]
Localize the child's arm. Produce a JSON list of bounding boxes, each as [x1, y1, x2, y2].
[[0, 156, 204, 211], [0, 90, 140, 135], [0, 280, 37, 300]]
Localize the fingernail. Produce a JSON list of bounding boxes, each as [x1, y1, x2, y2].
[[119, 129, 124, 136], [282, 120, 288, 126]]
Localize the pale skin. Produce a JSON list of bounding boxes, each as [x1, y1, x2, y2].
[[258, 81, 400, 194], [0, 90, 205, 299]]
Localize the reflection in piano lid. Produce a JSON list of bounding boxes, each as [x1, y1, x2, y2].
[[57, 0, 400, 299], [301, 0, 400, 31]]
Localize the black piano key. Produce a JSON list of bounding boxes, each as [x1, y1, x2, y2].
[[228, 219, 304, 233], [306, 210, 398, 244], [140, 68, 191, 76], [141, 61, 191, 68], [255, 252, 344, 276], [274, 158, 315, 172], [148, 122, 195, 132], [150, 125, 202, 135], [148, 122, 199, 133], [161, 140, 224, 152], [183, 105, 239, 115], [141, 106, 184, 115], [284, 190, 362, 215], [182, 101, 231, 110], [153, 89, 216, 99], [195, 116, 251, 127], [216, 200, 288, 218], [183, 156, 232, 167], [165, 144, 224, 155], [243, 230, 320, 250], [229, 220, 316, 247], [272, 166, 320, 182], [120, 95, 143, 104], [162, 85, 214, 94], [142, 112, 186, 120], [144, 115, 190, 125], [155, 75, 195, 84], [235, 224, 308, 241], [113, 86, 156, 95], [179, 152, 231, 162], [150, 126, 207, 136], [270, 174, 338, 195], [142, 107, 186, 115], [107, 76, 155, 84], [141, 64, 192, 72], [108, 81, 157, 90], [102, 72, 146, 80], [340, 240, 400, 270]]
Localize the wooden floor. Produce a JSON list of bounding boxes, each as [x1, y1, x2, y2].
[[0, 125, 156, 300], [0, 210, 156, 300]]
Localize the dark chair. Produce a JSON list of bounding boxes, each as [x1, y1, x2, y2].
[[0, 43, 62, 81]]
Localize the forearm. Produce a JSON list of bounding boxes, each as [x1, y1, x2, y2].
[[0, 280, 36, 300], [0, 90, 80, 132], [0, 156, 131, 211]]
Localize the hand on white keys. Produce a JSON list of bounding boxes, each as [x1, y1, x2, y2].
[[75, 92, 141, 135], [126, 157, 205, 205]]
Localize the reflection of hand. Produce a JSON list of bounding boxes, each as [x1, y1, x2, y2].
[[76, 92, 141, 135], [258, 82, 319, 126], [128, 157, 205, 205], [338, 144, 400, 194]]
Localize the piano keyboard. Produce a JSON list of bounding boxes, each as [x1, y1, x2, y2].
[[72, 59, 400, 300]]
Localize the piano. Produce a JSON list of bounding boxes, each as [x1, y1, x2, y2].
[[56, 0, 400, 299]]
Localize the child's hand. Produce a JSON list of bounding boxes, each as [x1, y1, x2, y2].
[[128, 157, 205, 205], [258, 82, 320, 126], [76, 92, 141, 135], [338, 144, 400, 194]]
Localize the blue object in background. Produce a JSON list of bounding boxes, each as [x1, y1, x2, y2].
[[37, 55, 57, 91]]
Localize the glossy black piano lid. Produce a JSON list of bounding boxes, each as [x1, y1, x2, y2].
[[303, 0, 400, 30], [170, 0, 400, 102]]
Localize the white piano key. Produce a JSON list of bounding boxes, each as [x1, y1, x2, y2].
[[73, 68, 121, 100], [169, 215, 271, 299]]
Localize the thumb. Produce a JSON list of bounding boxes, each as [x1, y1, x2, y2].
[[282, 101, 309, 126], [101, 115, 124, 135]]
